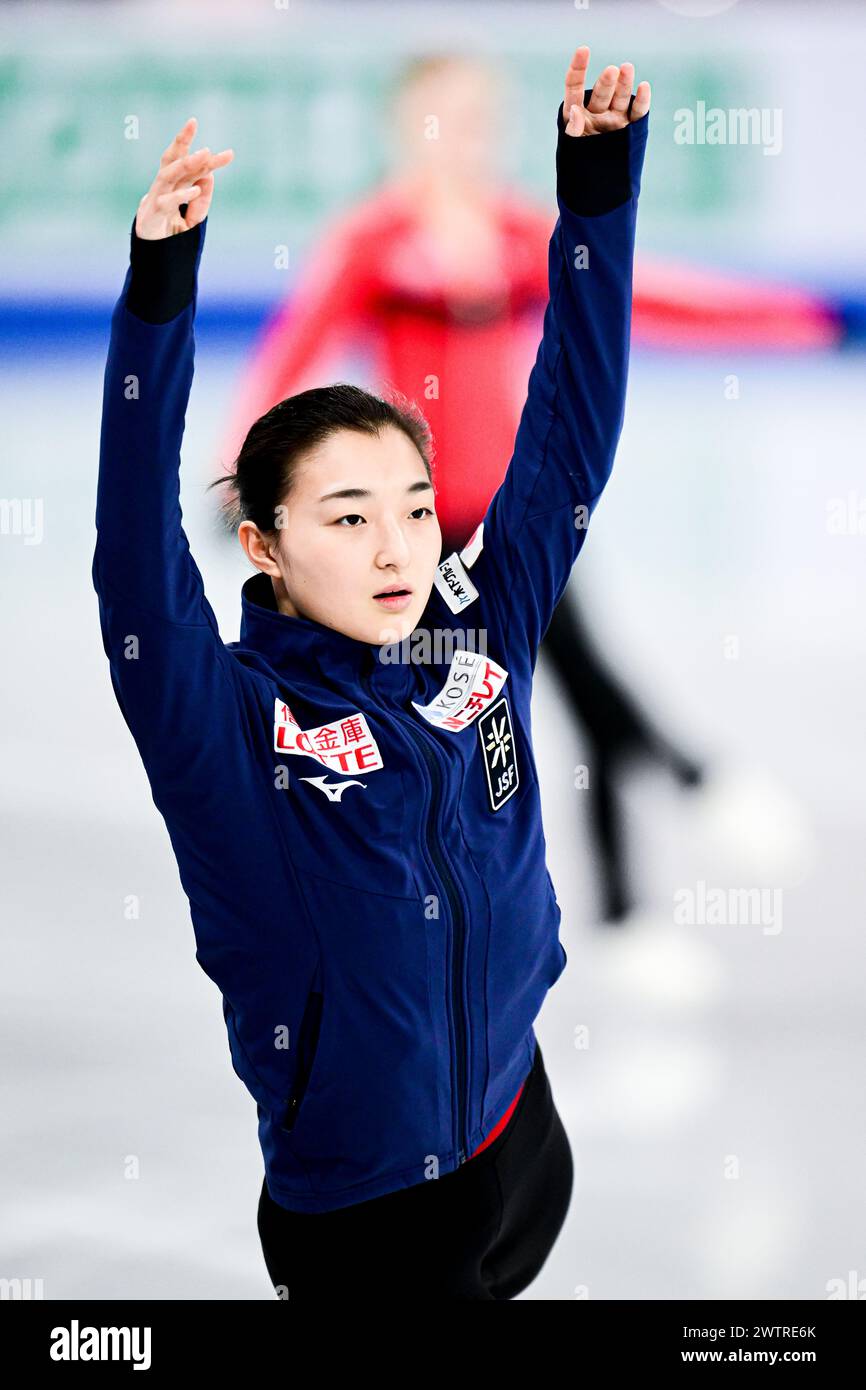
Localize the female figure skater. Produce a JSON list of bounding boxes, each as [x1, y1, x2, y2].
[[218, 52, 705, 927], [93, 47, 650, 1300]]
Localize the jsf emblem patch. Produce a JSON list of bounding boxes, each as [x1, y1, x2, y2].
[[477, 695, 519, 812], [274, 700, 384, 774]]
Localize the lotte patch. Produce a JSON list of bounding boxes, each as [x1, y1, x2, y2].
[[273, 699, 384, 775], [477, 695, 519, 812]]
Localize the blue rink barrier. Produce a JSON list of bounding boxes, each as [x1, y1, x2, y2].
[[2, 290, 866, 352]]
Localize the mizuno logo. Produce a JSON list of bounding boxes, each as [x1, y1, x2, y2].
[[299, 776, 368, 802]]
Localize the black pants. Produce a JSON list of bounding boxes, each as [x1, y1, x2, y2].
[[257, 1039, 573, 1301]]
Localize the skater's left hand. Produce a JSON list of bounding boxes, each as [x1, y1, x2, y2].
[[563, 45, 651, 138], [135, 116, 234, 240]]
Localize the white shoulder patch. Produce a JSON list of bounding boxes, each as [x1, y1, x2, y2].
[[433, 551, 479, 614], [411, 650, 508, 733], [459, 521, 484, 569]]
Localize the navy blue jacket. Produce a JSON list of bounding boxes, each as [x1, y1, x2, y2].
[[93, 97, 649, 1212]]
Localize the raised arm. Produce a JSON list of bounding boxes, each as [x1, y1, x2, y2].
[[453, 49, 650, 664], [92, 121, 238, 783]]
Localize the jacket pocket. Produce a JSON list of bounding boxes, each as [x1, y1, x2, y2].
[[279, 989, 324, 1134]]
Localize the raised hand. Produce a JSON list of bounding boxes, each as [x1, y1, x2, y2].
[[135, 116, 234, 240], [563, 45, 651, 138]]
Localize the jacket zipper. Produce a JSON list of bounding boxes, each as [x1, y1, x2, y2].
[[360, 667, 470, 1168]]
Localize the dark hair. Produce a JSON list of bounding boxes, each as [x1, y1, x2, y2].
[[209, 383, 435, 534]]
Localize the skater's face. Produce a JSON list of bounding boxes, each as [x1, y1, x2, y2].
[[396, 61, 499, 185], [240, 426, 442, 647]]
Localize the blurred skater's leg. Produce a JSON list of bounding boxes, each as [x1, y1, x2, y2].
[[542, 585, 701, 778], [542, 587, 704, 921], [586, 745, 633, 923]]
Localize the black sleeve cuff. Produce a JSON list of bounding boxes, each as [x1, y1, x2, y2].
[[126, 214, 202, 324], [555, 90, 644, 218]]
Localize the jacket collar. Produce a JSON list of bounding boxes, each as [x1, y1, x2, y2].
[[238, 571, 413, 696]]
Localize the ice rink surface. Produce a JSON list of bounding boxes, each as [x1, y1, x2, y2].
[[2, 333, 864, 1299]]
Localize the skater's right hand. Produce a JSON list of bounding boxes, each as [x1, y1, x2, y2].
[[135, 117, 234, 240], [562, 46, 651, 138]]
